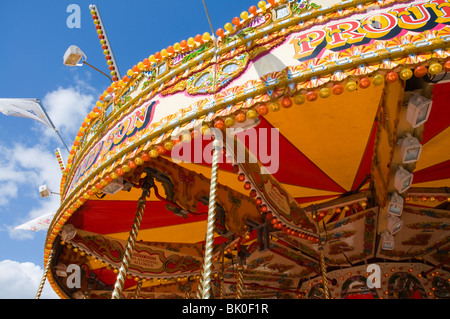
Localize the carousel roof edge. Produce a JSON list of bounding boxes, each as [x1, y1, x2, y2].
[[46, 0, 450, 259], [43, 0, 450, 298], [61, 0, 426, 197]]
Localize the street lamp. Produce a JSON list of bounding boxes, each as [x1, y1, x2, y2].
[[39, 185, 60, 198], [63, 45, 112, 82]]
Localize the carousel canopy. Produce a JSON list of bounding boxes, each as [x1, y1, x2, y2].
[[43, 0, 449, 299]]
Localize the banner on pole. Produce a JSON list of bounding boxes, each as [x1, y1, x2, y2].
[[0, 98, 53, 129]]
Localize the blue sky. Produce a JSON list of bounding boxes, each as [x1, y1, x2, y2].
[[0, 0, 259, 298]]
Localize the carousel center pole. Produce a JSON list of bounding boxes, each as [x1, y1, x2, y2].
[[219, 248, 225, 299], [198, 0, 221, 300], [199, 138, 222, 299], [35, 249, 54, 299], [111, 176, 154, 299]]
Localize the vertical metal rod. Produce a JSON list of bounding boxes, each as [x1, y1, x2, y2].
[[319, 246, 330, 299], [236, 265, 244, 299], [35, 250, 53, 299], [219, 249, 225, 299], [199, 138, 221, 299], [219, 275, 225, 299], [111, 181, 151, 299], [185, 281, 192, 299], [133, 279, 143, 299]]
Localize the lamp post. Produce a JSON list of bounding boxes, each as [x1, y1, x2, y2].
[[63, 45, 112, 82]]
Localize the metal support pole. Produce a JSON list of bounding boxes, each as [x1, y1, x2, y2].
[[236, 265, 244, 299], [219, 249, 225, 299], [199, 138, 221, 299], [319, 245, 330, 299], [185, 280, 192, 299], [219, 275, 225, 299], [83, 61, 113, 83], [35, 250, 53, 299], [37, 100, 70, 153], [111, 177, 153, 299], [133, 279, 143, 299]]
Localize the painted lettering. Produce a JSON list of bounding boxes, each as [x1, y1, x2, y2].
[[291, 1, 450, 61], [390, 3, 432, 30], [426, 0, 450, 24], [290, 29, 326, 60], [360, 12, 399, 38], [68, 100, 156, 193], [101, 102, 154, 156], [325, 21, 366, 49]]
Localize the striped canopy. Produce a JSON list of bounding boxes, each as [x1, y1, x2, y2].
[[44, 0, 450, 299]]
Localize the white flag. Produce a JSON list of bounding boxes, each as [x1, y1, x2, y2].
[[0, 98, 53, 129], [13, 212, 56, 232]]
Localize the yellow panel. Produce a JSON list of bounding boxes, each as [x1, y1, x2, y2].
[[107, 220, 208, 243], [415, 127, 450, 172], [265, 84, 384, 191], [105, 180, 166, 201]]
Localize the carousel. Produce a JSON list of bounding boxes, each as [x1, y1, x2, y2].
[[37, 0, 450, 299]]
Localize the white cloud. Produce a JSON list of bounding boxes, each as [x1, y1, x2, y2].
[[0, 84, 96, 240], [0, 83, 95, 222], [0, 144, 62, 239], [42, 86, 95, 143], [0, 143, 61, 208], [11, 144, 62, 192], [0, 260, 59, 299], [0, 182, 19, 206]]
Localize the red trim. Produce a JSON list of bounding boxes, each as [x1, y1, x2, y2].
[[422, 82, 450, 144], [69, 199, 208, 235], [413, 160, 450, 184]]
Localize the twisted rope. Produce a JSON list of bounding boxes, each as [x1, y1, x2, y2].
[[199, 138, 221, 299], [112, 184, 150, 299], [319, 245, 330, 299], [196, 273, 203, 299], [133, 279, 143, 299], [236, 266, 244, 299], [219, 275, 225, 299], [35, 250, 53, 299], [185, 282, 191, 299]]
